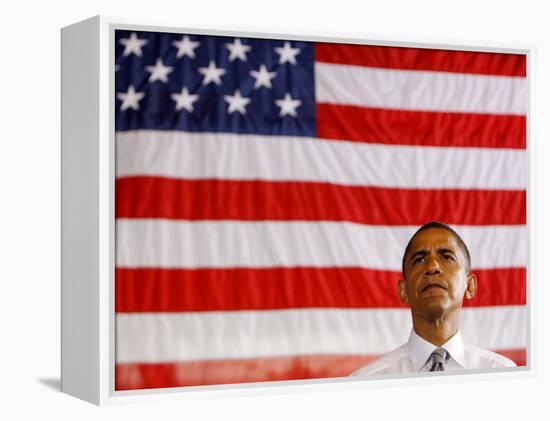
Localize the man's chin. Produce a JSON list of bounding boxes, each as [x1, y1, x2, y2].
[[414, 300, 450, 320]]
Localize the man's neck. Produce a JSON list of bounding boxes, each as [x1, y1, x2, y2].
[[411, 313, 460, 347]]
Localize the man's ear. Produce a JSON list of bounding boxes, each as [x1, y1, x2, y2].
[[464, 273, 478, 300], [398, 279, 409, 305]]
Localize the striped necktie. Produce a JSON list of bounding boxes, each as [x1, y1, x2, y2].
[[429, 348, 448, 371]]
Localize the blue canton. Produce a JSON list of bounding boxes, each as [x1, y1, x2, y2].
[[115, 30, 316, 137]]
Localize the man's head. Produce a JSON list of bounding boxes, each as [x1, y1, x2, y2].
[[401, 222, 472, 275], [398, 222, 477, 321]]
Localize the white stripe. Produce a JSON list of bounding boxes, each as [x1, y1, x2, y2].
[[116, 306, 527, 363], [460, 306, 528, 351], [116, 131, 527, 190], [315, 62, 526, 115], [116, 220, 527, 270]]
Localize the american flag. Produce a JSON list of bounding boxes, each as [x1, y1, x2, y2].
[[114, 30, 527, 390]]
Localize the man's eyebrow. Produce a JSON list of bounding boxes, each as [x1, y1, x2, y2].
[[437, 248, 456, 255]]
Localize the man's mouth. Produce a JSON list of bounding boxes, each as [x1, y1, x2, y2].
[[421, 283, 447, 293]]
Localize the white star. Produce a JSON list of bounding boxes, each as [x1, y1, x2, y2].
[[119, 32, 148, 57], [171, 87, 199, 112], [250, 64, 276, 89], [274, 41, 301, 65], [117, 85, 145, 111], [198, 61, 226, 85], [225, 38, 251, 62], [275, 93, 301, 117], [224, 90, 251, 115], [145, 58, 174, 83], [173, 35, 200, 59]]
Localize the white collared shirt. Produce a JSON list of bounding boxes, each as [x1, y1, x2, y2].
[[350, 329, 516, 376]]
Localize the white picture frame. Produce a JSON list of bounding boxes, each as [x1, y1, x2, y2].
[[61, 15, 535, 406]]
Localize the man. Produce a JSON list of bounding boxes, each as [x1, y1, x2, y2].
[[351, 221, 516, 376]]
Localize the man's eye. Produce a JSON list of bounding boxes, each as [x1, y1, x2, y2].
[[443, 254, 455, 261], [413, 257, 425, 264]]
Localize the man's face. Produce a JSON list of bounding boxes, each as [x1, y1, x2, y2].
[[398, 228, 477, 320]]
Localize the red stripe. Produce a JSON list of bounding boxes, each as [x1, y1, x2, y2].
[[496, 349, 527, 367], [115, 267, 525, 312], [115, 355, 379, 390], [115, 178, 526, 226], [115, 348, 526, 390], [317, 104, 526, 149], [315, 43, 526, 77], [465, 268, 526, 307]]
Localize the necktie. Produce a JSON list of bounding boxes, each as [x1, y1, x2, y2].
[[429, 348, 448, 371]]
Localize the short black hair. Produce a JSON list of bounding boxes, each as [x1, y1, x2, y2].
[[401, 221, 471, 277]]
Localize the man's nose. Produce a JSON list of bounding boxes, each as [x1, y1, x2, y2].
[[424, 258, 442, 276]]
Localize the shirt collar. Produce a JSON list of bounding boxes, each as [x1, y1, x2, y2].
[[406, 328, 466, 371]]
